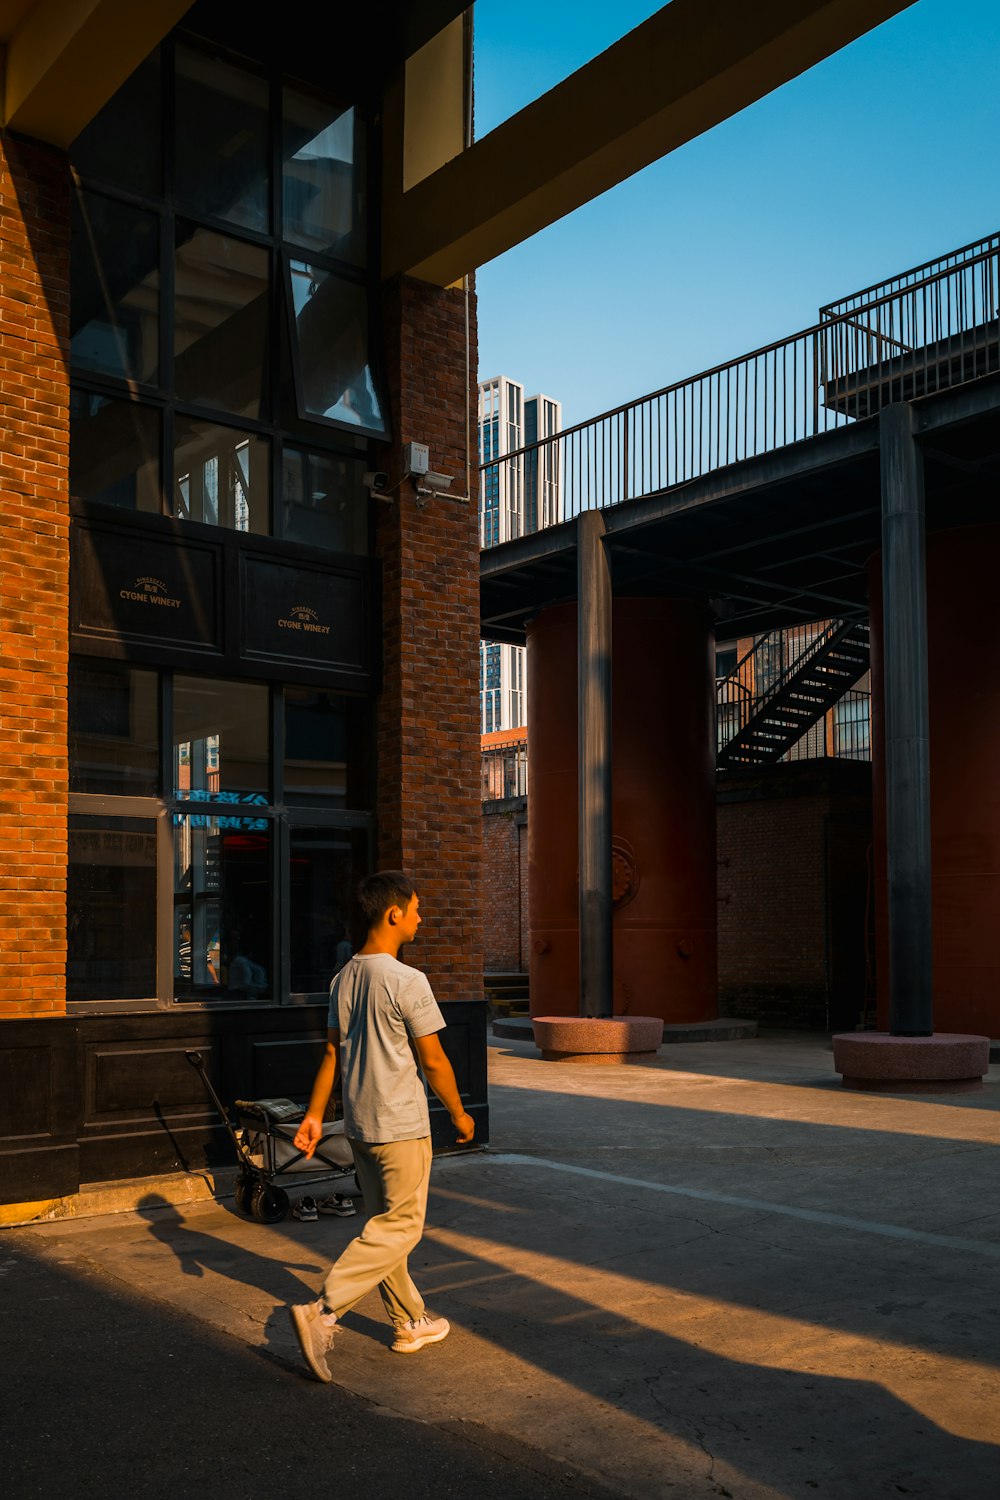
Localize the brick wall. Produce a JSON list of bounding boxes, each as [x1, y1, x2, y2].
[[483, 796, 526, 970], [0, 136, 70, 1017], [717, 761, 872, 1030], [374, 275, 482, 1000]]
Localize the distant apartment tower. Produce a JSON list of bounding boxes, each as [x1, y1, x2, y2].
[[479, 375, 562, 733]]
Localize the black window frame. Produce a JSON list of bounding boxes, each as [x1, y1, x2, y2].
[[68, 29, 388, 551], [67, 662, 375, 1013]]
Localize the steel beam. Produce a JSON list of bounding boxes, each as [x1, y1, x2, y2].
[[879, 402, 933, 1036], [577, 511, 614, 1019]]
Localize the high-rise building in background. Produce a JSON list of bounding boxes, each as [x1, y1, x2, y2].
[[479, 376, 562, 733]]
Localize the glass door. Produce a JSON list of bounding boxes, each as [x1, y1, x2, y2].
[[283, 818, 371, 1002]]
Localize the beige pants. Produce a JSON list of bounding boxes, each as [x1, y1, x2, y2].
[[320, 1135, 432, 1326]]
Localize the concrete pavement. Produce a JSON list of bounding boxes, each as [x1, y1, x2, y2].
[[5, 1032, 1000, 1499]]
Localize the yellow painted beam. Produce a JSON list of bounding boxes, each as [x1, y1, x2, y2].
[[403, 13, 467, 192], [3, 0, 191, 148], [384, 0, 917, 286]]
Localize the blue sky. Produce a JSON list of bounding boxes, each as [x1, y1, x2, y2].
[[473, 0, 1000, 427]]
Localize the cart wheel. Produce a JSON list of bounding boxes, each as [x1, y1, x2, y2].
[[250, 1182, 289, 1224], [234, 1173, 255, 1216]]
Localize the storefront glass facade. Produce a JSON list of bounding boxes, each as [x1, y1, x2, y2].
[[66, 24, 381, 1010]]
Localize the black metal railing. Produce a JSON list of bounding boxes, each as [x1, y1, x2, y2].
[[819, 231, 1000, 320], [481, 738, 528, 801], [481, 236, 1000, 545], [717, 623, 830, 750]]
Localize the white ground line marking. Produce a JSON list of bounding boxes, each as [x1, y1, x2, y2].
[[448, 1151, 1000, 1260]]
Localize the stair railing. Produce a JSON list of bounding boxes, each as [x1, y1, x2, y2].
[[717, 619, 868, 761]]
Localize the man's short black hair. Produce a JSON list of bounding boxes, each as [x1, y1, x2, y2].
[[357, 870, 415, 930]]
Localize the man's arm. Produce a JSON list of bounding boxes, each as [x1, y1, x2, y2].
[[293, 1028, 340, 1158], [413, 1032, 475, 1144]]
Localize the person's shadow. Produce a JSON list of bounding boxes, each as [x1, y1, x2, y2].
[[136, 1194, 323, 1299], [135, 1194, 384, 1372]]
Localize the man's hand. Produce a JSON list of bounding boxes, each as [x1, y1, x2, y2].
[[414, 1033, 475, 1143], [293, 1113, 324, 1159]]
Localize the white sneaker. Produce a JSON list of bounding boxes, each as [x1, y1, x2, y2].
[[289, 1301, 335, 1382], [390, 1313, 450, 1354]]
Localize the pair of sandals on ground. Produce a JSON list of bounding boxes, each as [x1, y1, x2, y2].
[[292, 1192, 356, 1222]]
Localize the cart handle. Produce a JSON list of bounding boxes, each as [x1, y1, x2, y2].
[[184, 1049, 261, 1177]]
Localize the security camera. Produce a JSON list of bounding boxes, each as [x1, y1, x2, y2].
[[363, 470, 390, 493], [423, 470, 453, 492]]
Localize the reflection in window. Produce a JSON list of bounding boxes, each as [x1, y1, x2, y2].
[[70, 662, 159, 795], [174, 224, 269, 419], [281, 447, 367, 552], [174, 419, 269, 532], [71, 190, 159, 385], [284, 689, 368, 806], [68, 816, 157, 1001], [70, 52, 161, 197], [173, 815, 271, 1001], [283, 90, 364, 264], [174, 45, 270, 233], [70, 391, 161, 513], [173, 677, 268, 799], [289, 826, 368, 994], [286, 260, 385, 434]]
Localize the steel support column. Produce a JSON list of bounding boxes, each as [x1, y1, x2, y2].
[[879, 402, 933, 1036], [578, 511, 614, 1018]]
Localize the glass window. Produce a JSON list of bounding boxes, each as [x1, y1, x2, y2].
[[174, 45, 270, 233], [70, 391, 161, 513], [174, 224, 269, 420], [68, 816, 158, 1001], [715, 647, 738, 680], [286, 259, 386, 434], [70, 52, 162, 198], [284, 689, 369, 806], [289, 826, 368, 994], [173, 677, 269, 800], [173, 814, 271, 1001], [71, 190, 159, 385], [833, 696, 871, 759], [69, 662, 159, 795], [280, 447, 367, 552], [282, 89, 364, 265], [173, 418, 269, 532]]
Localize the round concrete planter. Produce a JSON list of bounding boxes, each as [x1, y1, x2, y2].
[[531, 1015, 663, 1064], [832, 1031, 990, 1093]]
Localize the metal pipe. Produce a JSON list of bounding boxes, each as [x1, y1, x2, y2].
[[577, 510, 613, 1018], [879, 401, 933, 1036]]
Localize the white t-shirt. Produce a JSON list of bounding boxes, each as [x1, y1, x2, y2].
[[328, 953, 445, 1143]]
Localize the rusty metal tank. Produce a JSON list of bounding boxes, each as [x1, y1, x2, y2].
[[869, 521, 1000, 1036], [526, 597, 717, 1022]]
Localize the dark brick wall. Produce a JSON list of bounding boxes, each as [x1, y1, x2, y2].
[[483, 797, 526, 971], [717, 761, 872, 1030]]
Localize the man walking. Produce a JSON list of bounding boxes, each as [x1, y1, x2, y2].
[[289, 871, 475, 1381]]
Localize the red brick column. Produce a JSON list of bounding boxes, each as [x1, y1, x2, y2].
[[0, 137, 70, 1017], [375, 275, 482, 1000]]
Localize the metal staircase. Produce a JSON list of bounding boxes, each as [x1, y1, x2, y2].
[[717, 620, 870, 770]]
